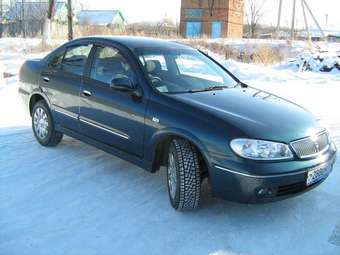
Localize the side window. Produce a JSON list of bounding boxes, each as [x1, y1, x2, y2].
[[90, 46, 134, 85], [61, 45, 92, 76], [48, 51, 64, 69]]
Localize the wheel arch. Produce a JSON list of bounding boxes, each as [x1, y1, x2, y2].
[[148, 128, 211, 175], [28, 91, 51, 116]]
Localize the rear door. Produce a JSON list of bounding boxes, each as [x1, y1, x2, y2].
[[79, 44, 147, 157], [41, 44, 92, 131]]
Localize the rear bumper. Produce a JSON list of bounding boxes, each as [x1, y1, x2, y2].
[[209, 147, 337, 203]]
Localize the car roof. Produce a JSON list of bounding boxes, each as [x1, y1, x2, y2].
[[76, 36, 194, 51]]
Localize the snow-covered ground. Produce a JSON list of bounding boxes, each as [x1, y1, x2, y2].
[[1, 38, 340, 255]]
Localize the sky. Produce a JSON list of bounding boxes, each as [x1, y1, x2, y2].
[[2, 0, 338, 30], [78, 0, 339, 30]]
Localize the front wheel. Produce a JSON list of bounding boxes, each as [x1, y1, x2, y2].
[[167, 139, 201, 211], [32, 100, 63, 147]]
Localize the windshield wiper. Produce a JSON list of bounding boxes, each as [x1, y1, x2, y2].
[[232, 82, 248, 88], [188, 85, 229, 93]]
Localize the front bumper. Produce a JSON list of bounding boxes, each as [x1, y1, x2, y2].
[[209, 146, 337, 203]]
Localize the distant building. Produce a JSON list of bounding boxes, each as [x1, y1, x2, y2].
[[298, 28, 340, 42], [77, 10, 125, 27], [180, 0, 244, 39]]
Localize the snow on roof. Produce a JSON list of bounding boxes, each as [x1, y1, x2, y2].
[[77, 10, 125, 26]]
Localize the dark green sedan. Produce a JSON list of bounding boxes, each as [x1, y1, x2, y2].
[[19, 36, 337, 211]]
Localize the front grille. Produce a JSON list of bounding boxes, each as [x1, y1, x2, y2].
[[290, 132, 329, 159]]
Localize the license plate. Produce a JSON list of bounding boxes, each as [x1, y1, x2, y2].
[[306, 164, 332, 186]]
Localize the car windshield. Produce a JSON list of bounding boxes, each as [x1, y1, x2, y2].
[[135, 48, 238, 93]]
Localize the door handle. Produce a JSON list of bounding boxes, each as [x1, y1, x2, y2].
[[82, 90, 92, 97], [42, 76, 50, 82]]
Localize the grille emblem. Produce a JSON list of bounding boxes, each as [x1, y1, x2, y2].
[[314, 141, 320, 152]]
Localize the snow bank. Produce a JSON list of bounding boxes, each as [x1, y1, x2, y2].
[[294, 50, 340, 73]]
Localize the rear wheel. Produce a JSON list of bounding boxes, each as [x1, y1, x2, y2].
[[167, 139, 201, 211], [32, 100, 63, 147]]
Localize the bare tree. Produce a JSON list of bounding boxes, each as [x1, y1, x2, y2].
[[0, 0, 3, 20], [246, 0, 266, 38], [208, 0, 215, 17], [42, 0, 54, 45], [67, 0, 73, 40], [47, 0, 54, 20], [21, 0, 25, 38]]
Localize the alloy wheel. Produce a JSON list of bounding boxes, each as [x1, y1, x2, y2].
[[33, 107, 49, 140]]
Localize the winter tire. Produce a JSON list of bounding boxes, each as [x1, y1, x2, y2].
[[167, 139, 201, 211]]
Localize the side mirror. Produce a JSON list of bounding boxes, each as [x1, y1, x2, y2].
[[110, 76, 142, 99], [110, 76, 134, 92]]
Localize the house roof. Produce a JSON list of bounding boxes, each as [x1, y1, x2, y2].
[[77, 10, 125, 26]]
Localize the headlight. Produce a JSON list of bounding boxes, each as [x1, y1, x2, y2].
[[230, 139, 293, 160]]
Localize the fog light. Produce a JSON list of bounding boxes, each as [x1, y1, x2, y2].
[[257, 188, 273, 197]]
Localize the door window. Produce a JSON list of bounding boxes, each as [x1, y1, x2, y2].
[[48, 51, 64, 69], [61, 45, 92, 76], [90, 46, 134, 85]]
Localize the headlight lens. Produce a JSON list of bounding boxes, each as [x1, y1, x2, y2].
[[230, 139, 293, 160]]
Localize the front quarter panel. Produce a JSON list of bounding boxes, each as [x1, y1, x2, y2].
[[143, 93, 246, 170]]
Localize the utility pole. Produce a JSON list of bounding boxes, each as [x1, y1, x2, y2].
[[301, 0, 310, 42], [275, 0, 283, 39], [67, 0, 73, 40], [302, 0, 325, 38], [290, 0, 296, 40]]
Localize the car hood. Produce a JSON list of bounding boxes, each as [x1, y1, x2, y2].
[[172, 87, 325, 142]]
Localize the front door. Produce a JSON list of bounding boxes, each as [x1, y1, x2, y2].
[[40, 44, 92, 131], [211, 21, 221, 39], [79, 45, 146, 157], [186, 22, 201, 38]]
